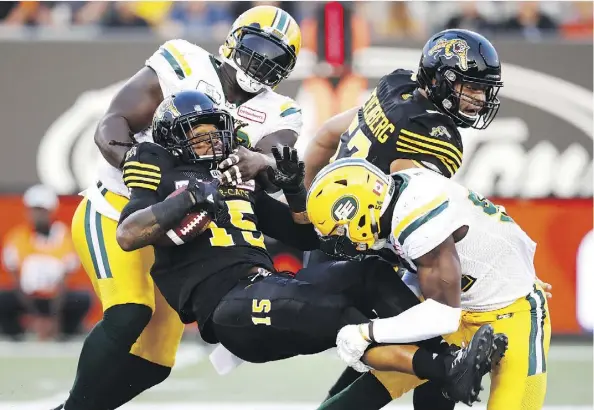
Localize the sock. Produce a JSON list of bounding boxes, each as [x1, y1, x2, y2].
[[102, 354, 171, 409], [413, 380, 455, 410], [64, 304, 152, 410], [317, 372, 392, 410], [412, 348, 447, 382], [325, 367, 361, 400]]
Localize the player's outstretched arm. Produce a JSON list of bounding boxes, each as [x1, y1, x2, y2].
[[304, 106, 359, 189], [95, 67, 163, 169]]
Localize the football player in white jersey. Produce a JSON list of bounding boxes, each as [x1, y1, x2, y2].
[[59, 6, 303, 410], [307, 158, 551, 410]]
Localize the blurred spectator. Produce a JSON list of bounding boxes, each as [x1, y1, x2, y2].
[[359, 1, 424, 40], [443, 2, 495, 34], [161, 2, 232, 39], [1, 1, 53, 26], [71, 1, 109, 26], [101, 2, 150, 29], [0, 185, 90, 341], [501, 1, 558, 39], [561, 1, 593, 39]]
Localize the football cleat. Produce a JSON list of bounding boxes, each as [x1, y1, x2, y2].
[[441, 324, 505, 406]]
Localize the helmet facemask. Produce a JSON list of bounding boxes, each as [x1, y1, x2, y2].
[[433, 68, 502, 130], [226, 25, 296, 92], [169, 110, 235, 168]]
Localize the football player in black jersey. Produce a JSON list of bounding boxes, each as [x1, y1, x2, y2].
[[117, 90, 498, 406], [303, 29, 504, 410]]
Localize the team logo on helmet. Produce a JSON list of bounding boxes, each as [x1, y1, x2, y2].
[[428, 39, 470, 71], [331, 195, 359, 222]]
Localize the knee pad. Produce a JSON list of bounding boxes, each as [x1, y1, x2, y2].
[[102, 304, 153, 348]]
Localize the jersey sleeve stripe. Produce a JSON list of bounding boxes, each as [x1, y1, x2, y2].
[[393, 194, 449, 245], [127, 182, 159, 191], [123, 175, 160, 185], [396, 144, 456, 176], [401, 128, 463, 158], [160, 43, 192, 80], [122, 168, 161, 179], [280, 107, 301, 117], [123, 161, 161, 172], [399, 134, 462, 167]]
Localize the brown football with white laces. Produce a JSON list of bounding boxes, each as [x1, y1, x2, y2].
[[155, 186, 212, 246]]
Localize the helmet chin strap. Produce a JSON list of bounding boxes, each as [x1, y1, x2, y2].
[[235, 70, 266, 93]]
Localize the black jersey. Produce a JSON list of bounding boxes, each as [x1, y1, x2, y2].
[[120, 142, 319, 325], [331, 69, 464, 178]]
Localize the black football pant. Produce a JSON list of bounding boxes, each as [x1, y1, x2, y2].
[[204, 257, 420, 363]]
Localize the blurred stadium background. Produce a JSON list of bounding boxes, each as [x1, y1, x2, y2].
[[0, 1, 591, 409]]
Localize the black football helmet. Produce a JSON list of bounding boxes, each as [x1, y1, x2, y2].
[[417, 29, 503, 130], [152, 90, 235, 166]]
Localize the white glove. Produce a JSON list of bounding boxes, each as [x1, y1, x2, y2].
[[336, 324, 373, 372]]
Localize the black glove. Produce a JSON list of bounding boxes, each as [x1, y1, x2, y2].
[[266, 145, 305, 193], [186, 179, 230, 225]]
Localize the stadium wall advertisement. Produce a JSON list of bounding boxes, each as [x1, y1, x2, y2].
[[0, 39, 591, 335]]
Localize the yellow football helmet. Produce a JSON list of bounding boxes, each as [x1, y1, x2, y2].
[[307, 158, 397, 253], [220, 5, 301, 93]]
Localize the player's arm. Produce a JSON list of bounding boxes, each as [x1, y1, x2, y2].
[[117, 189, 194, 251], [357, 236, 462, 345], [254, 191, 320, 251], [115, 143, 196, 251], [254, 145, 319, 249], [304, 106, 359, 189], [94, 66, 163, 169], [391, 115, 463, 178]]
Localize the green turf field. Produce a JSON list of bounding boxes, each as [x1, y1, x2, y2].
[[0, 339, 591, 409]]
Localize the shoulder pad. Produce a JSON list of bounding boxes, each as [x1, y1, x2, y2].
[[409, 113, 460, 139], [122, 143, 175, 192], [148, 39, 204, 84], [382, 69, 416, 86], [397, 114, 463, 178]]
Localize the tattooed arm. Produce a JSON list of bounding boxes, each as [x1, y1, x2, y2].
[[116, 190, 196, 251]]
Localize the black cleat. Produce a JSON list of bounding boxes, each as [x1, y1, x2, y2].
[[441, 324, 499, 406], [50, 405, 64, 410], [491, 333, 508, 369]]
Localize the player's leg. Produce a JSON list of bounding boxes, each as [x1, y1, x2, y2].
[[62, 197, 183, 410], [209, 270, 367, 362], [300, 258, 455, 409], [209, 266, 492, 406], [481, 285, 551, 410]]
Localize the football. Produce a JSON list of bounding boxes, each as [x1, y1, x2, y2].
[[155, 186, 212, 246]]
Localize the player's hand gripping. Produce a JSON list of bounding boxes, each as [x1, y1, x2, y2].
[[266, 145, 305, 193], [218, 146, 271, 185], [186, 179, 230, 225], [335, 324, 373, 373]]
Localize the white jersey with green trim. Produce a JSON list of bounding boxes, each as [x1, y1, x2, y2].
[[387, 168, 537, 312], [91, 39, 302, 220]]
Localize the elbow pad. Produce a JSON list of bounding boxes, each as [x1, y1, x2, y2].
[[371, 299, 461, 344]]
